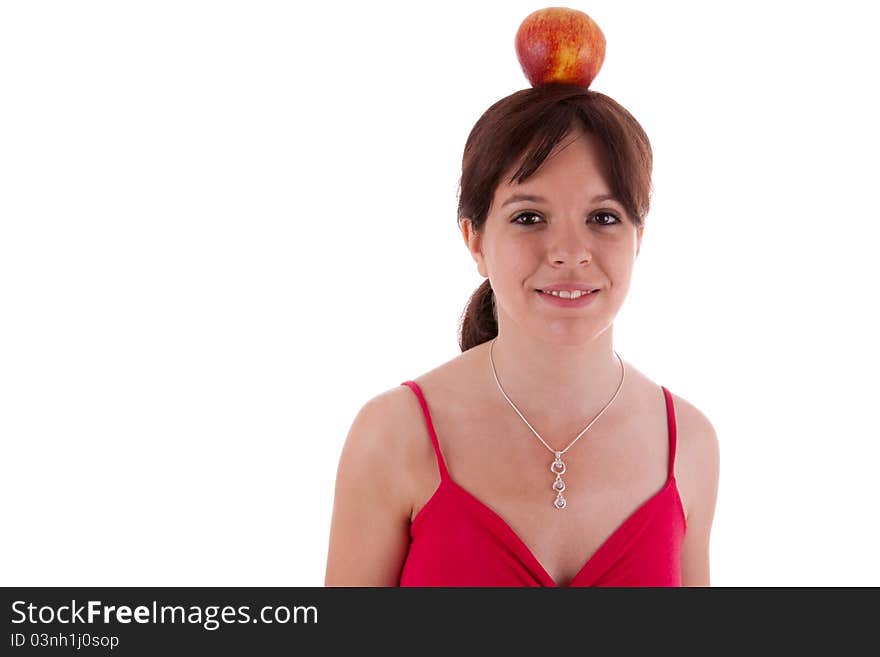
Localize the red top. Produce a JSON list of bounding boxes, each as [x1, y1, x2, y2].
[[397, 380, 687, 587]]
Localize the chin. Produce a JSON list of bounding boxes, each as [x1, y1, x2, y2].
[[531, 321, 613, 347]]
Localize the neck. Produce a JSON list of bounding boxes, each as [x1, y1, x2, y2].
[[486, 327, 625, 431]]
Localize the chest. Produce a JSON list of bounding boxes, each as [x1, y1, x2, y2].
[[408, 381, 675, 586]]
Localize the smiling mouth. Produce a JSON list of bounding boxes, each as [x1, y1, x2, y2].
[[536, 289, 598, 299]]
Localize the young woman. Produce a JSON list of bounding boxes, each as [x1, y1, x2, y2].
[[325, 83, 720, 587]]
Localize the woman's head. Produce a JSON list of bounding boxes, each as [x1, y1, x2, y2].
[[456, 83, 653, 351]]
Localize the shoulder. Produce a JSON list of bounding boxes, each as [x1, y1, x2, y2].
[[621, 365, 720, 500], [666, 390, 721, 524], [621, 362, 719, 465], [337, 383, 440, 505], [343, 385, 422, 468], [667, 391, 720, 474], [349, 341, 480, 458], [336, 387, 411, 497], [326, 386, 421, 585]]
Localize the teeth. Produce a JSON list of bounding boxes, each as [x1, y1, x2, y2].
[[541, 289, 592, 299]]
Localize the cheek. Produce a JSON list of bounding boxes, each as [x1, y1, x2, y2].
[[494, 244, 534, 282], [607, 259, 636, 296]]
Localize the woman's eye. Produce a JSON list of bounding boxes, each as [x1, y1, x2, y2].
[[511, 211, 543, 226], [593, 211, 621, 226]]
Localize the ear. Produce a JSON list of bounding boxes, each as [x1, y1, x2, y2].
[[460, 217, 488, 278], [636, 224, 644, 257]]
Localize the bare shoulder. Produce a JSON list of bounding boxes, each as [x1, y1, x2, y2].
[[325, 385, 424, 586], [665, 389, 721, 526], [334, 387, 414, 509], [667, 391, 721, 478], [622, 362, 719, 515], [341, 384, 427, 480], [660, 388, 721, 585], [341, 380, 446, 503]]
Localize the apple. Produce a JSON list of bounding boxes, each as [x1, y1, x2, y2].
[[514, 7, 606, 88]]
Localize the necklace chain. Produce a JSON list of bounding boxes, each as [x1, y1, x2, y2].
[[488, 336, 626, 509]]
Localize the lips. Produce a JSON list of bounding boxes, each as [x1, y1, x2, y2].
[[535, 283, 600, 293], [536, 288, 600, 307], [537, 289, 596, 297]]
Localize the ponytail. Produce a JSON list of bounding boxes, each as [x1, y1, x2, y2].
[[457, 278, 498, 352]]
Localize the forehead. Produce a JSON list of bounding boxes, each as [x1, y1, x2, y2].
[[495, 128, 612, 200]]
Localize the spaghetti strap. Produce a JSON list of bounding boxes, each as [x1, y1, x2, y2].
[[401, 381, 450, 481], [660, 386, 678, 481]]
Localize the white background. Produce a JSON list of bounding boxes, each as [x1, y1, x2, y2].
[[1, 0, 878, 587]]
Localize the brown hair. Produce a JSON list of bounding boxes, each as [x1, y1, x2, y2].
[[455, 82, 654, 352]]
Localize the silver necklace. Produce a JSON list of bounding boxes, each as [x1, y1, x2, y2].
[[489, 337, 625, 510]]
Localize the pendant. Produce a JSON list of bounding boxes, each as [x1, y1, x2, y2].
[[550, 451, 567, 509]]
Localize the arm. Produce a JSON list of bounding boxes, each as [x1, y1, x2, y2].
[[677, 401, 721, 587], [324, 393, 413, 586]]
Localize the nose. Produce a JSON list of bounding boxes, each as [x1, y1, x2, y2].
[[546, 221, 593, 265]]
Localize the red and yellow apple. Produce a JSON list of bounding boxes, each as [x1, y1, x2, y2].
[[515, 7, 606, 88]]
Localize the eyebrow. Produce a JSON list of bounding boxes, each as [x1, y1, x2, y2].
[[501, 193, 621, 207]]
